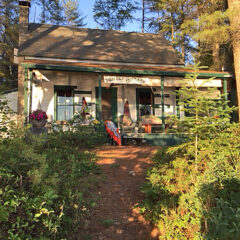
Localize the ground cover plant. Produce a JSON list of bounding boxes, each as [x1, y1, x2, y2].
[[0, 97, 108, 239], [140, 64, 240, 239]]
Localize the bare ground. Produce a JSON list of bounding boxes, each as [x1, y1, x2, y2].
[[78, 145, 160, 240]]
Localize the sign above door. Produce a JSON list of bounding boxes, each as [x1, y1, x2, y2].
[[104, 76, 149, 85]]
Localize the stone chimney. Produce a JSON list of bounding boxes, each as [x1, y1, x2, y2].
[[19, 1, 31, 35], [18, 1, 31, 123]]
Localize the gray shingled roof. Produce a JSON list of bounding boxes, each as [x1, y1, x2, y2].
[[19, 23, 184, 65]]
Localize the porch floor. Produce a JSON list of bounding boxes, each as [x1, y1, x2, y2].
[[122, 133, 185, 146]]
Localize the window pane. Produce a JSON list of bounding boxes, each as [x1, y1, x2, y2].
[[57, 106, 66, 121], [65, 106, 73, 120], [57, 89, 73, 104], [57, 96, 66, 104], [57, 106, 73, 120]]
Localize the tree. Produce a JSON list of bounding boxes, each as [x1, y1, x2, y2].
[[181, 0, 229, 70], [47, 0, 65, 25], [228, 0, 240, 121], [37, 0, 86, 26], [175, 62, 233, 161], [62, 0, 86, 26], [37, 0, 49, 23], [93, 0, 139, 30], [141, 0, 154, 33], [140, 62, 238, 240], [147, 0, 194, 62], [0, 0, 19, 89], [37, 0, 65, 25]]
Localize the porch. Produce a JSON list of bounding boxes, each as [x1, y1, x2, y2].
[[19, 63, 231, 146]]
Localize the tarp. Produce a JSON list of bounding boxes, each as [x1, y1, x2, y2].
[[104, 120, 121, 146]]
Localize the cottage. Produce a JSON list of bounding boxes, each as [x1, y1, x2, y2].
[[17, 1, 232, 140]]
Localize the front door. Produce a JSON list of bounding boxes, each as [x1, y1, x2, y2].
[[96, 87, 117, 123], [102, 89, 112, 120]]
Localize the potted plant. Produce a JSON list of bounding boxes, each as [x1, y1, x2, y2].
[[29, 109, 48, 128]]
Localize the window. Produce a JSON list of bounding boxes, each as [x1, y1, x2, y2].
[[55, 87, 75, 121], [54, 86, 93, 121]]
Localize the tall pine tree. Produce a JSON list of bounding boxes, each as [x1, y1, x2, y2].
[[62, 0, 86, 26], [37, 0, 49, 23], [37, 0, 86, 26], [181, 0, 229, 70], [47, 0, 65, 25], [93, 0, 139, 30], [0, 0, 19, 89], [147, 0, 193, 62], [228, 0, 240, 121]]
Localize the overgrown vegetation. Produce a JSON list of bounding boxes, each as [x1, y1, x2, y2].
[[0, 96, 108, 239], [140, 64, 240, 239]]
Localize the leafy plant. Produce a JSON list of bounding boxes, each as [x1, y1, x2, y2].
[[0, 98, 106, 239], [140, 63, 240, 239]]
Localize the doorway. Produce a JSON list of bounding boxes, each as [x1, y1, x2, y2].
[[96, 87, 117, 123]]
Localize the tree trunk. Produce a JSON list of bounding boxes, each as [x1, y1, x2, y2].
[[228, 0, 240, 121], [142, 0, 145, 33]]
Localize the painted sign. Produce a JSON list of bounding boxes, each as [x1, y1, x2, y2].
[[104, 76, 149, 85]]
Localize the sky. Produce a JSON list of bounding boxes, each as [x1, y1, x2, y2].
[[29, 0, 143, 32]]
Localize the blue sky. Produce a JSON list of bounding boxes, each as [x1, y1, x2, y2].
[[29, 0, 143, 32]]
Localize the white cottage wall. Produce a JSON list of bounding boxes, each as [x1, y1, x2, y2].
[[32, 71, 98, 121], [32, 72, 222, 123]]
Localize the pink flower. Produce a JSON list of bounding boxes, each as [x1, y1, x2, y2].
[[29, 109, 48, 121]]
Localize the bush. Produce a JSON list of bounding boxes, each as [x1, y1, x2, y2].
[[0, 122, 106, 239], [140, 123, 240, 240], [140, 63, 240, 239]]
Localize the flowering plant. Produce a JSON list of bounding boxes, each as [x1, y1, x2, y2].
[[91, 119, 100, 125], [29, 109, 48, 121]]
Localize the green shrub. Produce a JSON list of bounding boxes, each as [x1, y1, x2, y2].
[[141, 124, 240, 239], [140, 63, 240, 239], [0, 118, 105, 239]]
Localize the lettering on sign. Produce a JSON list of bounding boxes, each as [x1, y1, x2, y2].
[[104, 76, 149, 85]]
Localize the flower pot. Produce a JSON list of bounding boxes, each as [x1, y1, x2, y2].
[[30, 119, 47, 128]]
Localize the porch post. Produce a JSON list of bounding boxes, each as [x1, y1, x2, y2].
[[29, 69, 33, 116], [98, 73, 102, 121], [161, 75, 165, 132], [176, 87, 180, 119], [24, 68, 29, 121], [223, 78, 228, 108]]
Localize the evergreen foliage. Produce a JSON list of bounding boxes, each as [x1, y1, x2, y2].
[[62, 0, 86, 26], [0, 0, 18, 89], [93, 0, 139, 30], [174, 63, 233, 148], [145, 0, 232, 70], [37, 0, 86, 26], [140, 63, 240, 239], [149, 0, 194, 62], [47, 0, 65, 25]]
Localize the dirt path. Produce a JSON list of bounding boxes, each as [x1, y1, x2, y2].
[[80, 146, 160, 240]]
